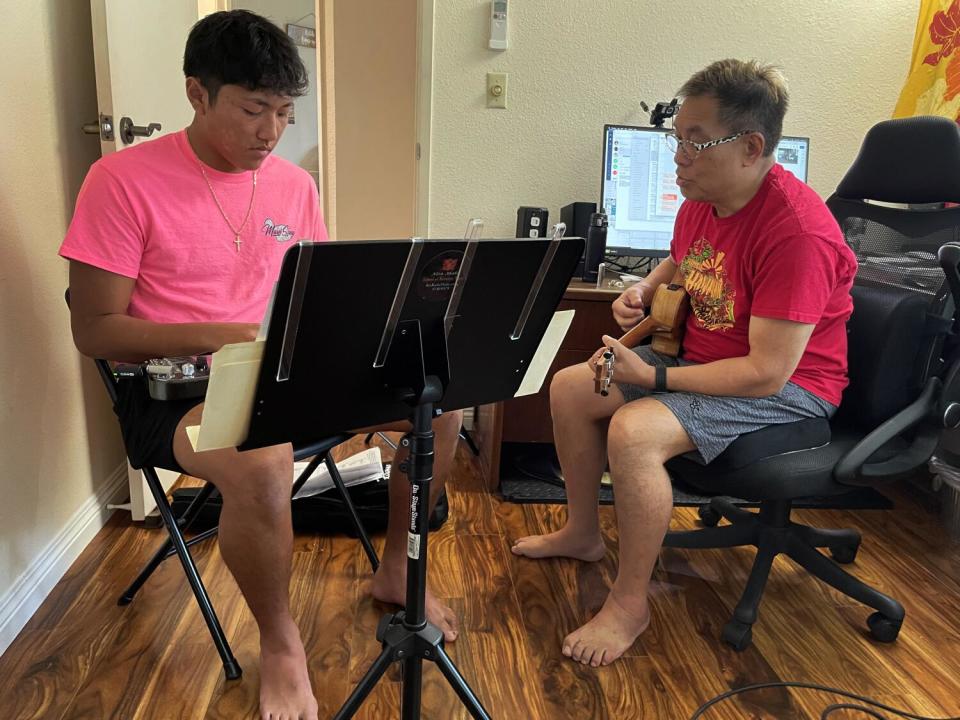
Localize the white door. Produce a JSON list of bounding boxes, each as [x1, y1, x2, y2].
[[89, 0, 199, 156], [87, 0, 203, 520]]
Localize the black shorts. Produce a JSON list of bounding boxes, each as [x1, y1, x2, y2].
[[113, 378, 203, 473]]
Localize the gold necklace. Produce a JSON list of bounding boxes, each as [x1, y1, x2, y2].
[[198, 163, 258, 252]]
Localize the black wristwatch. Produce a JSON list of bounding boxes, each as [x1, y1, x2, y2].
[[655, 365, 668, 393]]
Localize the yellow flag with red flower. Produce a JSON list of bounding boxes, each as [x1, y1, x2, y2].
[[894, 0, 960, 120]]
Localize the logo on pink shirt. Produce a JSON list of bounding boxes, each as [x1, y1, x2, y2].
[[262, 218, 295, 242]]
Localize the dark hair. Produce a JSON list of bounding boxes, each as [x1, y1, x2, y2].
[[678, 59, 788, 157], [183, 10, 308, 101]]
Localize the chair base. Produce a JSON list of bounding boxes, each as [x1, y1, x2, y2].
[[663, 497, 905, 651]]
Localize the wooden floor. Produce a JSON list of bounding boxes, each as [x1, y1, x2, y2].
[[3, 435, 960, 719]]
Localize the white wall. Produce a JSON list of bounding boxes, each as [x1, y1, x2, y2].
[[233, 0, 321, 178], [428, 0, 919, 237], [0, 0, 126, 653]]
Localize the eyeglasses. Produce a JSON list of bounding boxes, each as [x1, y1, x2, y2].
[[663, 130, 752, 161]]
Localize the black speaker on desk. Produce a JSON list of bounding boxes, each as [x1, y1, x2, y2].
[[561, 201, 597, 277], [582, 210, 608, 283], [516, 206, 549, 238], [560, 202, 596, 239]]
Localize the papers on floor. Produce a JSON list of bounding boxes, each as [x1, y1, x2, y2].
[[293, 446, 385, 499]]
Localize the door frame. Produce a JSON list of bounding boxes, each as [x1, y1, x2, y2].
[[315, 0, 432, 239], [414, 0, 434, 237]]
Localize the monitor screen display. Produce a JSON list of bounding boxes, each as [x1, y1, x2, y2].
[[600, 124, 810, 257]]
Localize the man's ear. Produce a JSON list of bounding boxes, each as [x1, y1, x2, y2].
[[742, 132, 766, 167], [185, 77, 208, 114]]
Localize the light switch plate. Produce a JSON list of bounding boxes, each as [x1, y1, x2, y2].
[[487, 72, 507, 109]]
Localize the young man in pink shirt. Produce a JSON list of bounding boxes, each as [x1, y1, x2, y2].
[[60, 11, 460, 720], [513, 59, 857, 667]]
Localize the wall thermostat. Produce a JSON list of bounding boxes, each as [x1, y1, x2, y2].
[[489, 0, 508, 50]]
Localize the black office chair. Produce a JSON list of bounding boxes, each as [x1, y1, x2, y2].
[[65, 290, 380, 679], [662, 116, 960, 651]]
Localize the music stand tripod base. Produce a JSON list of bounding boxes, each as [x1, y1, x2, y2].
[[333, 381, 490, 720]]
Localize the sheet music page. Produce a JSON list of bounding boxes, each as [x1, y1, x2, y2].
[[186, 340, 265, 451], [514, 309, 575, 397], [292, 447, 385, 499]]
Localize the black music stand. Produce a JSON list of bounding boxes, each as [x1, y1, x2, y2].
[[241, 233, 582, 719]]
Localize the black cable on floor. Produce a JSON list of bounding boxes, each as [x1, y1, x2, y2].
[[690, 681, 960, 720]]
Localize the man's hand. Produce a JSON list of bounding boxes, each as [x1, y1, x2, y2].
[[588, 335, 655, 388], [612, 285, 648, 332]]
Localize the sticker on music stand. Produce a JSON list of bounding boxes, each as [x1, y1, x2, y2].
[[417, 250, 464, 302]]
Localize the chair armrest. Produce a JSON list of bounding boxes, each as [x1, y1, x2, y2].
[[834, 377, 941, 486]]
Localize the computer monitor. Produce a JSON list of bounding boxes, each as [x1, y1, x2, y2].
[[600, 124, 810, 258]]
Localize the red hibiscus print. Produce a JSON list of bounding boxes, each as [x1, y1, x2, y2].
[[924, 0, 960, 66], [947, 51, 960, 100]]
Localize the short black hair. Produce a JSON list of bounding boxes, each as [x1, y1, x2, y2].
[[183, 10, 308, 102], [678, 59, 788, 157]]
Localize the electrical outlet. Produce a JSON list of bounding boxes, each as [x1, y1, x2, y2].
[[487, 72, 507, 109]]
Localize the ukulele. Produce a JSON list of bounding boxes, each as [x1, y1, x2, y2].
[[594, 269, 690, 395]]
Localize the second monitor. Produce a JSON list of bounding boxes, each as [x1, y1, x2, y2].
[[600, 124, 810, 258]]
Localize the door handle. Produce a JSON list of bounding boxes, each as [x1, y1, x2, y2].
[[118, 117, 162, 145]]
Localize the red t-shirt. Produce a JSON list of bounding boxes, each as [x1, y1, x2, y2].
[[671, 164, 857, 406]]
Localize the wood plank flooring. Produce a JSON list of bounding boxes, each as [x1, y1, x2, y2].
[[2, 434, 960, 719]]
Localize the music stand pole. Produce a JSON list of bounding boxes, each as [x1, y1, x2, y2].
[[333, 375, 491, 720]]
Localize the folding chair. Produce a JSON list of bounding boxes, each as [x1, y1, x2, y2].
[[65, 290, 379, 680]]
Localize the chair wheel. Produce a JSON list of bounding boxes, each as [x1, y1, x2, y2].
[[698, 504, 721, 527], [829, 542, 859, 564], [721, 619, 753, 651], [867, 612, 902, 643]]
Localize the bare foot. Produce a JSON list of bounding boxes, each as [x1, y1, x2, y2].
[[259, 623, 318, 720], [511, 528, 606, 562], [370, 564, 459, 643], [562, 592, 650, 667]]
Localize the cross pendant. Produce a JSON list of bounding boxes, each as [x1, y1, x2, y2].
[[234, 234, 242, 252]]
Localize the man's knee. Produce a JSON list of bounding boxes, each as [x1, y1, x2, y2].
[[551, 362, 616, 421], [607, 403, 676, 466], [210, 445, 293, 509], [551, 364, 586, 409]]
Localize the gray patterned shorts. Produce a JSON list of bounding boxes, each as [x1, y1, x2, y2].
[[616, 345, 835, 464]]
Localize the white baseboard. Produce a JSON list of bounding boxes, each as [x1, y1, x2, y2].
[[0, 463, 128, 656]]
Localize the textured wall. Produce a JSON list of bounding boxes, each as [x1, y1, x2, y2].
[[429, 0, 918, 237], [0, 1, 122, 602]]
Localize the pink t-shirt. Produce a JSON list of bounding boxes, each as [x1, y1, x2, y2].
[[60, 129, 327, 324], [671, 164, 857, 406]]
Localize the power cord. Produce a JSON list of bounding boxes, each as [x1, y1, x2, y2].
[[690, 681, 960, 720]]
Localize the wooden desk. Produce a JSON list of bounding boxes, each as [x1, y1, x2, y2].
[[474, 281, 622, 490]]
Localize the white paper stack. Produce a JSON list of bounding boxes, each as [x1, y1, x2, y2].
[[293, 446, 385, 499]]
